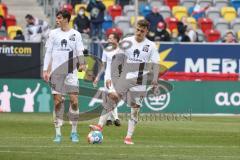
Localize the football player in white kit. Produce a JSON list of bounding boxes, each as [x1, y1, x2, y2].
[[92, 33, 121, 129], [90, 20, 160, 144], [42, 10, 85, 143]]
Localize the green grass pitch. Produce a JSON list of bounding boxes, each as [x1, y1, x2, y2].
[[0, 113, 239, 160]]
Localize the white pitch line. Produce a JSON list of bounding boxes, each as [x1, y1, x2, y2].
[[0, 150, 239, 158], [0, 145, 238, 149]]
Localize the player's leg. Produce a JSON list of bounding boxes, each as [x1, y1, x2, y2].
[[69, 92, 80, 142], [53, 94, 64, 143], [124, 105, 140, 145], [89, 92, 118, 131], [112, 107, 121, 126], [124, 91, 143, 145]]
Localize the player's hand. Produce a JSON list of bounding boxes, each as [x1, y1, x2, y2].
[[151, 80, 159, 95], [43, 71, 50, 82], [78, 64, 86, 72], [93, 77, 99, 88], [106, 80, 111, 89]]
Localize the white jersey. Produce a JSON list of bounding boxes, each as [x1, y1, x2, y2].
[[43, 28, 84, 75], [120, 36, 160, 91], [102, 47, 119, 81]]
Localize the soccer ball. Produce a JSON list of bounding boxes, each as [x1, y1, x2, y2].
[[87, 131, 103, 144]]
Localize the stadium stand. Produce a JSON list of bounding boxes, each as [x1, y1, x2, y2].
[[221, 6, 237, 22], [164, 0, 180, 9], [214, 18, 229, 35], [5, 14, 16, 29], [186, 16, 197, 29], [231, 18, 240, 33], [205, 29, 221, 42], [198, 0, 213, 8], [214, 0, 229, 9], [139, 3, 151, 17], [7, 25, 22, 39], [0, 3, 7, 17], [180, 0, 196, 9], [108, 4, 122, 20], [172, 6, 188, 20], [159, 5, 172, 19], [231, 0, 240, 11], [102, 0, 115, 9], [198, 17, 213, 33], [123, 5, 135, 17], [165, 17, 179, 31], [149, 0, 164, 7], [206, 7, 221, 20]]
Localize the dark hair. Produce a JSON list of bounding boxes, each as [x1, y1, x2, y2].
[[56, 9, 71, 22], [79, 6, 85, 11], [16, 30, 23, 35], [25, 14, 34, 20], [137, 19, 150, 30], [109, 32, 120, 42]]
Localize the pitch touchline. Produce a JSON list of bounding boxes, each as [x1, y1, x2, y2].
[[0, 150, 238, 158], [0, 145, 238, 149]]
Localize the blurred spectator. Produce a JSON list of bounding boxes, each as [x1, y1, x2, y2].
[[13, 30, 25, 41], [87, 0, 106, 40], [74, 7, 90, 35], [171, 29, 179, 42], [116, 0, 132, 8], [145, 6, 164, 40], [0, 15, 6, 30], [177, 21, 190, 42], [25, 14, 50, 42], [70, 0, 83, 9], [222, 31, 237, 43], [181, 16, 198, 42], [191, 2, 210, 19], [154, 21, 171, 42]]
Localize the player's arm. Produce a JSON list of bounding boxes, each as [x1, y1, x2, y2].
[[32, 83, 41, 96], [75, 32, 85, 71], [12, 93, 24, 99], [150, 44, 160, 87], [43, 31, 54, 82], [93, 62, 106, 86]]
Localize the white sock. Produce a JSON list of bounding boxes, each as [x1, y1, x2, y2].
[[112, 107, 119, 120], [71, 121, 77, 133], [98, 109, 112, 127], [126, 119, 136, 138], [55, 127, 61, 136], [107, 115, 112, 121]]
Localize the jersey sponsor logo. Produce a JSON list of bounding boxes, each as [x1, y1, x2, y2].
[[142, 45, 149, 52]]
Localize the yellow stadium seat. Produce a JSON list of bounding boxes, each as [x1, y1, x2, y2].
[[172, 6, 188, 21], [221, 7, 237, 22], [74, 4, 90, 17], [186, 17, 197, 30], [0, 5, 4, 17], [102, 0, 115, 9], [130, 16, 144, 26], [69, 15, 77, 28], [7, 26, 22, 39]]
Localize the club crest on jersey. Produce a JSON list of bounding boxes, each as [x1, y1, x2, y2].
[[61, 39, 67, 48], [133, 49, 140, 58], [142, 45, 150, 52], [69, 34, 76, 41]]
